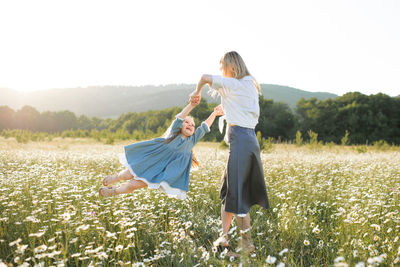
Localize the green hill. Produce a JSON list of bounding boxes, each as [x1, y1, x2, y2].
[[0, 84, 337, 118], [260, 84, 336, 106]]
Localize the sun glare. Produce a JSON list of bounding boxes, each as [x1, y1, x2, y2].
[[0, 0, 399, 96]]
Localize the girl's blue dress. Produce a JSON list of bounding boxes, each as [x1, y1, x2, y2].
[[119, 117, 210, 199]]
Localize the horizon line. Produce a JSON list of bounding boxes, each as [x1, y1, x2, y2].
[[1, 84, 398, 97]]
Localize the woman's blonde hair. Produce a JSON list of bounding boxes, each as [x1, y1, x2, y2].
[[220, 51, 261, 95], [163, 116, 199, 168]]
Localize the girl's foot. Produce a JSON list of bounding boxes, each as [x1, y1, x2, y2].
[[99, 187, 117, 197], [103, 174, 118, 186]]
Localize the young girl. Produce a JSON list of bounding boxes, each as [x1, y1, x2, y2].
[[99, 99, 224, 199]]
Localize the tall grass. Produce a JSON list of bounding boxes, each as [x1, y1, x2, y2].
[[0, 140, 399, 266]]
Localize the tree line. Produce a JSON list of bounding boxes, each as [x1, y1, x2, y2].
[[1, 92, 399, 145]]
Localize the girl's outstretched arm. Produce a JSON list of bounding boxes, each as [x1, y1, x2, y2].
[[190, 105, 224, 145], [204, 105, 224, 128]]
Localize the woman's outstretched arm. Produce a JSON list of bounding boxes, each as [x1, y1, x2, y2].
[[190, 74, 213, 100]]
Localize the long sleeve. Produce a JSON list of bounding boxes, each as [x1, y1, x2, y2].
[[164, 116, 184, 138], [190, 122, 210, 145], [209, 75, 243, 97]]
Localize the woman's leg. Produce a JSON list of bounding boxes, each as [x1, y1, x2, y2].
[[235, 213, 255, 252], [115, 179, 147, 195], [235, 213, 251, 232], [221, 204, 234, 246]]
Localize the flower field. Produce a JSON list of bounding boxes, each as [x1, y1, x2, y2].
[[0, 138, 399, 266]]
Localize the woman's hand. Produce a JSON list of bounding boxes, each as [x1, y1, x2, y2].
[[189, 90, 201, 97], [214, 105, 224, 116], [189, 91, 201, 106], [189, 94, 201, 106]]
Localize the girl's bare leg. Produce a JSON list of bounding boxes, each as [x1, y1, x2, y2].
[[117, 169, 134, 182], [115, 179, 147, 195], [103, 169, 134, 186]]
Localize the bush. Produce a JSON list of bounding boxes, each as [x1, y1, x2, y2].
[[105, 135, 115, 145], [15, 131, 30, 144], [257, 131, 265, 150], [307, 130, 322, 150], [219, 139, 228, 149], [355, 145, 368, 153], [264, 137, 274, 153], [341, 130, 350, 146], [373, 140, 390, 151], [308, 130, 318, 145], [257, 131, 274, 152], [295, 130, 303, 146], [326, 141, 336, 149]]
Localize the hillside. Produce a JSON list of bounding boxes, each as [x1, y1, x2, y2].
[[260, 84, 336, 107], [0, 84, 337, 118]]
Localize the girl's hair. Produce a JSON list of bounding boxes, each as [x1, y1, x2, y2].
[[220, 51, 261, 95], [163, 116, 199, 168]]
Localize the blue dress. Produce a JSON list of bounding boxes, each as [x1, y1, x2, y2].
[[119, 117, 210, 199]]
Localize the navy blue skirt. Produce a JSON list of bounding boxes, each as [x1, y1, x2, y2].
[[220, 125, 270, 215]]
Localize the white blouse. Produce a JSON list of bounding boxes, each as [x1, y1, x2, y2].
[[210, 75, 260, 129]]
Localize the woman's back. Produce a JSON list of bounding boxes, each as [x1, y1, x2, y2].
[[210, 75, 260, 129]]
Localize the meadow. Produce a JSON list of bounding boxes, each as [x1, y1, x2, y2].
[[0, 138, 399, 266]]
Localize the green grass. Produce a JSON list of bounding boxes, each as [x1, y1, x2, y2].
[[0, 138, 399, 266]]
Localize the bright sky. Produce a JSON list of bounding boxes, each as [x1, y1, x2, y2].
[[0, 0, 399, 96]]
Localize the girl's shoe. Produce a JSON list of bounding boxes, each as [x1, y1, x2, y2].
[[99, 187, 117, 197], [103, 174, 118, 186]]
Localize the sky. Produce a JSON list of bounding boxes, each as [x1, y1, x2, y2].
[[0, 0, 399, 96]]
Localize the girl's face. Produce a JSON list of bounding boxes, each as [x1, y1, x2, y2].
[[181, 118, 195, 138]]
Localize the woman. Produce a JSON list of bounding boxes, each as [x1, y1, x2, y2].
[[190, 51, 270, 253]]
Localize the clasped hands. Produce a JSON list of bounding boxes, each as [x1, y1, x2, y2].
[[189, 92, 224, 116]]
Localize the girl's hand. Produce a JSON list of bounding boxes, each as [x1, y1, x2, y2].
[[189, 91, 201, 105], [190, 95, 201, 106], [214, 105, 224, 116]]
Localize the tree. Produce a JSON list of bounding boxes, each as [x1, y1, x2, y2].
[[15, 106, 41, 131], [0, 106, 15, 130], [257, 97, 296, 141], [295, 92, 400, 145]]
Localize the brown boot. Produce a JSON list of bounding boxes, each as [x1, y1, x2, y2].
[[241, 229, 255, 253], [236, 214, 255, 254]]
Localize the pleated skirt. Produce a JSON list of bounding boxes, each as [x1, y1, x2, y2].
[[220, 125, 270, 216]]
